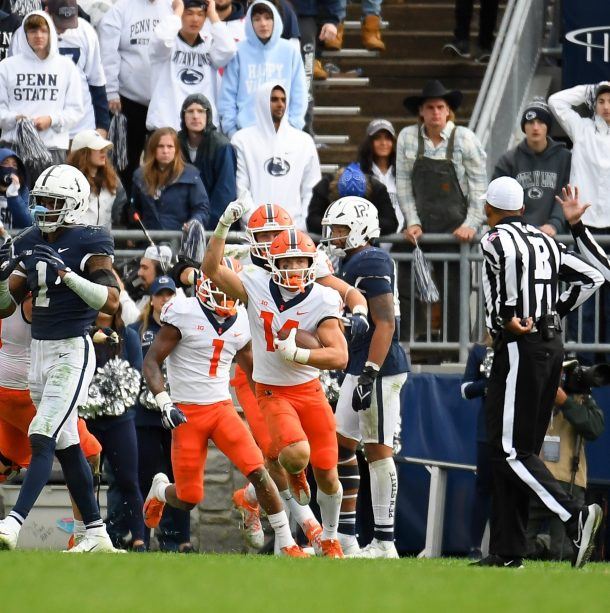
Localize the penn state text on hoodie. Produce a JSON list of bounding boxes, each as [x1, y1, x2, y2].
[[146, 9, 236, 131], [0, 11, 83, 151], [98, 0, 173, 106], [232, 81, 320, 231], [218, 0, 307, 138], [11, 16, 109, 136]]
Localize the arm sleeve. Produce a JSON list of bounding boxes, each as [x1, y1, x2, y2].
[[461, 346, 487, 399], [149, 14, 181, 66], [89, 84, 111, 131], [288, 48, 307, 130], [300, 139, 322, 226], [548, 85, 588, 141], [561, 396, 605, 441], [119, 289, 142, 326], [569, 221, 610, 281], [7, 188, 31, 229], [97, 6, 122, 101], [395, 129, 419, 227], [556, 245, 604, 317], [232, 137, 251, 201], [50, 62, 84, 133], [372, 179, 399, 235], [208, 20, 237, 69], [218, 55, 240, 137], [0, 66, 17, 131], [461, 129, 487, 230], [209, 144, 237, 229]]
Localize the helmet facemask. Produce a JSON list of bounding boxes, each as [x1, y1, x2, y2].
[[270, 254, 316, 292], [196, 274, 239, 317], [29, 193, 75, 233]]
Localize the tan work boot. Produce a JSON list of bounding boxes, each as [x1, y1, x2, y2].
[[313, 59, 328, 80], [361, 14, 385, 51], [325, 23, 344, 51]]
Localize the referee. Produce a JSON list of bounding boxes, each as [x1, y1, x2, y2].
[[477, 176, 604, 569]]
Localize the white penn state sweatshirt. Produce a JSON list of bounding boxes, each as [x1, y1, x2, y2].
[[0, 11, 83, 150], [232, 81, 321, 231]]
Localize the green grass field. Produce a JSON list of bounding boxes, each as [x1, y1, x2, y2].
[[2, 553, 610, 612]]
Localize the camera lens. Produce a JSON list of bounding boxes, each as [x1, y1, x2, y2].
[[0, 174, 12, 187]]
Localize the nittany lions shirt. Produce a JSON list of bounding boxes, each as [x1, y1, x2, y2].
[[146, 14, 236, 131], [12, 225, 114, 341], [339, 246, 410, 377]]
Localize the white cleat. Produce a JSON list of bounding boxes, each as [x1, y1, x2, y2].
[[0, 518, 19, 550], [349, 539, 399, 559], [64, 528, 125, 553], [338, 537, 361, 556]]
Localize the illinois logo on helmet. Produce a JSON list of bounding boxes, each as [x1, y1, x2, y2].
[[245, 204, 294, 260], [268, 229, 317, 292], [196, 256, 242, 317]]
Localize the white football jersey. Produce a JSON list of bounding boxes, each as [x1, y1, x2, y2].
[[160, 297, 251, 404], [240, 265, 342, 386], [0, 305, 31, 390]]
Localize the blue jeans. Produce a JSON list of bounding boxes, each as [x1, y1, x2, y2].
[[337, 0, 383, 21]]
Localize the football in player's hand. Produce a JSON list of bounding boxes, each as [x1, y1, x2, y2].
[[276, 328, 323, 349]]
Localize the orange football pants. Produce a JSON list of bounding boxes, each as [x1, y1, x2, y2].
[[231, 365, 273, 458], [255, 378, 338, 471], [0, 386, 101, 467], [172, 399, 264, 505]]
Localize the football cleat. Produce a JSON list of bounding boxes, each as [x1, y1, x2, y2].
[[233, 487, 264, 549], [303, 518, 323, 556], [320, 538, 345, 558], [349, 539, 399, 559], [572, 503, 603, 568], [144, 472, 169, 529], [287, 470, 311, 506], [64, 529, 125, 553], [67, 533, 85, 550], [280, 544, 310, 558], [0, 518, 19, 550], [338, 535, 361, 556]]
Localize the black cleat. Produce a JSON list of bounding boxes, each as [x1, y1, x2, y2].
[[470, 554, 524, 568], [442, 38, 471, 59]]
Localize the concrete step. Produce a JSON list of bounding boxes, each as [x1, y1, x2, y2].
[[314, 88, 478, 116], [321, 163, 339, 175], [314, 106, 361, 115], [344, 20, 389, 29], [322, 49, 379, 59], [315, 134, 350, 145], [316, 76, 370, 87]]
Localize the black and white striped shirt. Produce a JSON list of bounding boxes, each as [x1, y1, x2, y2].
[[481, 217, 604, 332]]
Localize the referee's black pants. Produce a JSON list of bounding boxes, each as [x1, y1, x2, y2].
[[485, 330, 580, 558]]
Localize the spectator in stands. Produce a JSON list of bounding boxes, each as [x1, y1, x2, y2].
[[443, 0, 499, 63], [0, 1, 21, 61], [325, 0, 385, 52], [132, 245, 174, 311], [34, 0, 110, 138], [130, 127, 209, 231], [218, 0, 307, 137], [177, 93, 236, 230], [146, 0, 236, 133], [9, 2, 42, 18], [85, 305, 146, 552], [67, 129, 127, 229], [396, 80, 486, 344], [307, 161, 397, 235], [98, 0, 173, 195], [128, 275, 193, 553], [0, 148, 30, 229], [492, 98, 570, 237], [233, 82, 320, 231], [0, 11, 83, 169], [460, 336, 493, 561], [549, 82, 610, 364]]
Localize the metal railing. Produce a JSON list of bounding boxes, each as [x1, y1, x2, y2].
[[106, 230, 610, 365]]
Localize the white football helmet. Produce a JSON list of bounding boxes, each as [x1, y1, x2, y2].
[[29, 165, 90, 233], [321, 196, 380, 257]]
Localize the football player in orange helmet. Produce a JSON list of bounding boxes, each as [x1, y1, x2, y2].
[[196, 257, 242, 317], [204, 201, 350, 558]]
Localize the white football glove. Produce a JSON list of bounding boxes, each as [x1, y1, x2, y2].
[[219, 192, 249, 227], [273, 328, 310, 365]]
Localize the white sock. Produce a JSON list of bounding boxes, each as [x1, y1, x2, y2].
[[4, 514, 22, 532], [268, 511, 295, 550], [73, 519, 85, 537], [286, 496, 316, 530], [279, 489, 292, 522], [244, 482, 258, 506], [317, 483, 343, 540], [369, 457, 397, 544]]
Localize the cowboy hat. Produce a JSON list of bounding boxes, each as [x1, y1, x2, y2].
[[403, 80, 463, 115]]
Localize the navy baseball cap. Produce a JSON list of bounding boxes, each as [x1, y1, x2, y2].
[[150, 276, 176, 296]]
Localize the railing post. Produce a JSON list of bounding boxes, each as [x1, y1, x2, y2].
[[459, 242, 471, 363]]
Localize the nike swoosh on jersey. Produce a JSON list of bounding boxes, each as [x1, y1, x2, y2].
[[58, 247, 70, 253]]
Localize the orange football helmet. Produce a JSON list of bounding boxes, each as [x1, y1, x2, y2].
[[196, 256, 242, 317], [269, 229, 317, 291], [245, 204, 294, 260]]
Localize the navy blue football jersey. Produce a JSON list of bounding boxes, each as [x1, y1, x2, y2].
[[339, 246, 410, 377], [13, 225, 114, 340]]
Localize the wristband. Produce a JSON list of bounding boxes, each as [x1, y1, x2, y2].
[[352, 304, 368, 317], [365, 361, 380, 372], [294, 347, 311, 365], [214, 222, 230, 239], [155, 391, 172, 410], [63, 271, 109, 310]]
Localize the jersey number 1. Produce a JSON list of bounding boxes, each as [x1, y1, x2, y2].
[[35, 261, 50, 308], [260, 311, 298, 352], [209, 339, 224, 377]]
